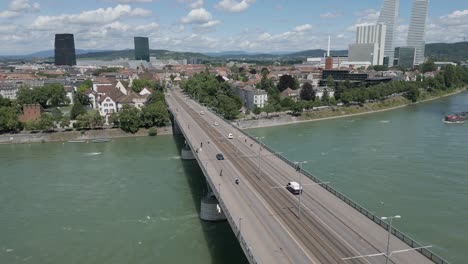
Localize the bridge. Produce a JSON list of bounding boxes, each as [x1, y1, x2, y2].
[[166, 88, 448, 264]]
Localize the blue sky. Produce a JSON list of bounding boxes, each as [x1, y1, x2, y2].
[[0, 0, 467, 55]]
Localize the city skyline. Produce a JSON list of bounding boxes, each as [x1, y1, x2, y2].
[[0, 0, 467, 55]]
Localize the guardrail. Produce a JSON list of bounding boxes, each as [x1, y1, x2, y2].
[[170, 106, 258, 264], [203, 105, 449, 264]]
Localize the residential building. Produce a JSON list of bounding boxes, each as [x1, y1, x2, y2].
[[134, 37, 150, 62], [407, 0, 429, 65], [280, 88, 300, 102], [55, 34, 76, 66], [377, 0, 399, 66], [0, 83, 18, 100], [232, 84, 268, 110], [313, 87, 335, 99]]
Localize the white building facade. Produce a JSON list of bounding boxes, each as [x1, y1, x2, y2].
[[349, 23, 387, 66], [407, 0, 429, 65], [377, 0, 400, 66]]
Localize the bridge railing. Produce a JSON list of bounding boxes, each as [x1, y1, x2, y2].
[[204, 106, 449, 264], [172, 107, 258, 264]]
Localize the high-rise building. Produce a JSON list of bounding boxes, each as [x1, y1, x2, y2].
[[377, 0, 399, 66], [394, 47, 416, 69], [349, 23, 387, 65], [134, 37, 150, 62], [54, 34, 76, 66], [407, 0, 429, 65]]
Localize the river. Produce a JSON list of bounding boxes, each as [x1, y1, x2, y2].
[[0, 92, 467, 263], [248, 91, 468, 263]]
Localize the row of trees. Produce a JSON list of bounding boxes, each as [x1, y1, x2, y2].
[[181, 72, 242, 120], [17, 84, 69, 108], [333, 65, 468, 104], [109, 92, 169, 133]]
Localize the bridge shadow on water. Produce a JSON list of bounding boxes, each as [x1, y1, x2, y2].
[[173, 136, 249, 264]]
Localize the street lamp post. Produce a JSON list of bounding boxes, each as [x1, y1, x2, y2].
[[381, 215, 401, 264], [256, 137, 265, 177], [294, 161, 308, 219]]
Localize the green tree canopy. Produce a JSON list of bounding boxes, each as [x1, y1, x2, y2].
[[277, 74, 299, 92], [300, 82, 315, 101], [0, 106, 20, 132], [117, 105, 141, 133], [140, 101, 169, 128]]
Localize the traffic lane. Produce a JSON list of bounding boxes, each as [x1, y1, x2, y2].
[[183, 96, 432, 263], [169, 93, 313, 263]]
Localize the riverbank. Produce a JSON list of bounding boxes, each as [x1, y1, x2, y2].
[[0, 126, 173, 144], [237, 88, 467, 129]]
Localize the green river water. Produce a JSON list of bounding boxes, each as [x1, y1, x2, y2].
[[1, 91, 467, 263]]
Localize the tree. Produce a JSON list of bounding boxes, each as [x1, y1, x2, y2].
[[373, 65, 388, 71], [108, 113, 120, 128], [0, 106, 20, 132], [321, 90, 330, 104], [253, 106, 262, 115], [405, 86, 420, 102], [280, 97, 295, 109], [140, 101, 169, 128], [45, 84, 68, 107], [60, 116, 71, 128], [300, 83, 315, 101], [291, 102, 303, 116], [75, 113, 91, 129], [263, 103, 275, 116], [70, 103, 87, 120], [50, 108, 63, 122], [74, 92, 91, 106], [260, 67, 270, 77], [421, 59, 437, 73], [89, 111, 104, 129], [16, 87, 37, 106], [0, 96, 12, 107], [118, 105, 141, 133], [132, 79, 153, 93], [277, 74, 299, 92], [38, 113, 55, 131], [326, 75, 335, 88]]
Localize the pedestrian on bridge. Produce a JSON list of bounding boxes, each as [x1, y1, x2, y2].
[[220, 169, 223, 176]]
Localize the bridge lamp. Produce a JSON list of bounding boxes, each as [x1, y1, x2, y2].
[[381, 215, 402, 264]]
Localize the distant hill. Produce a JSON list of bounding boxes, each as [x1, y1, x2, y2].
[[27, 49, 106, 58], [286, 49, 348, 58], [77, 49, 210, 61], [425, 42, 468, 62]]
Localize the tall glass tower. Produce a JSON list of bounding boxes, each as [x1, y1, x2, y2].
[[134, 37, 150, 62], [407, 0, 429, 65], [54, 34, 76, 66], [377, 0, 399, 67]]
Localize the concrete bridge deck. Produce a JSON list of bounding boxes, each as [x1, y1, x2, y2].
[[166, 88, 439, 264]]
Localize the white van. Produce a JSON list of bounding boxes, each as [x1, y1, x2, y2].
[[286, 181, 303, 195]]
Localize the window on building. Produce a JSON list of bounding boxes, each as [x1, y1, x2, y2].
[[104, 109, 108, 113], [104, 103, 108, 107]]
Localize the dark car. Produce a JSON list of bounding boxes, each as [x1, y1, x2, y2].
[[216, 154, 224, 160]]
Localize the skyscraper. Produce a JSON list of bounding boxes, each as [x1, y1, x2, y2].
[[407, 0, 429, 65], [54, 34, 76, 66], [134, 37, 150, 62], [377, 0, 399, 67]]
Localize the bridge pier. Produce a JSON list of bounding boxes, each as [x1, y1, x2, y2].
[[200, 189, 226, 221], [181, 141, 195, 160]]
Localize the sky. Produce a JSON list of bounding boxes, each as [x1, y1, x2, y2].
[[0, 0, 467, 55]]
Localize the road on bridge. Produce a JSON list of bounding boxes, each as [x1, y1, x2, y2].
[[166, 88, 433, 264]]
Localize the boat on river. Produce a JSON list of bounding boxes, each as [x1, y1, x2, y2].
[[91, 138, 112, 143], [67, 140, 87, 143], [444, 112, 468, 123]]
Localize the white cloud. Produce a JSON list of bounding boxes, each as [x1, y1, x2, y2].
[[190, 0, 204, 9], [181, 8, 212, 24], [9, 0, 39, 12], [0, 0, 39, 19], [0, 10, 20, 18], [30, 5, 151, 30], [109, 0, 152, 2], [294, 24, 312, 32], [215, 0, 255, 13], [320, 12, 341, 19]]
